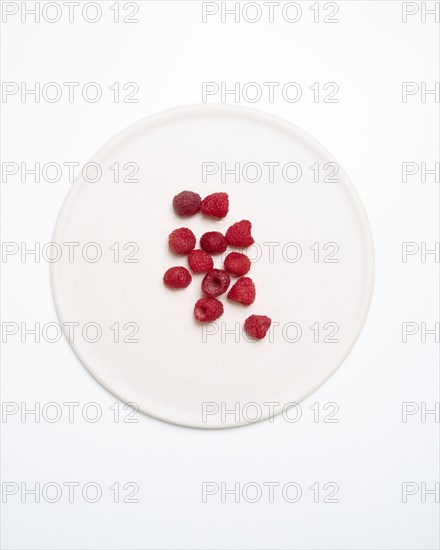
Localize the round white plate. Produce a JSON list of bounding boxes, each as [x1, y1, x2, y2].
[[52, 104, 374, 428]]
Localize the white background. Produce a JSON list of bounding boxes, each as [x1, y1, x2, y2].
[[1, 1, 439, 549]]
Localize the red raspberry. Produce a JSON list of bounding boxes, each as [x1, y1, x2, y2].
[[224, 252, 251, 277], [200, 231, 227, 254], [202, 269, 230, 297], [227, 277, 255, 305], [194, 297, 224, 322], [200, 192, 229, 219], [188, 249, 213, 273], [225, 220, 254, 247], [163, 266, 192, 289], [173, 190, 201, 217], [244, 315, 272, 340], [168, 227, 196, 255]]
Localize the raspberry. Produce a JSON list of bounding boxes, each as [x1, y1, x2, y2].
[[194, 297, 224, 322], [224, 252, 251, 277], [200, 231, 227, 254], [168, 227, 196, 255], [163, 266, 192, 289], [227, 277, 256, 306], [188, 249, 213, 273], [200, 192, 229, 219], [225, 220, 254, 248], [202, 269, 230, 297], [244, 315, 272, 340], [173, 190, 201, 217]]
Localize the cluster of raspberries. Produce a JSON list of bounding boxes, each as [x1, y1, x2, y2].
[[163, 190, 272, 340]]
